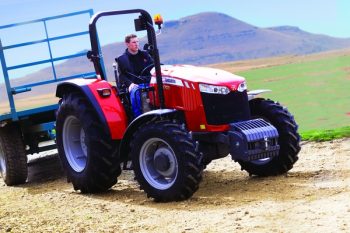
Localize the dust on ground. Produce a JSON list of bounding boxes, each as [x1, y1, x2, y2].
[[1, 138, 350, 233]]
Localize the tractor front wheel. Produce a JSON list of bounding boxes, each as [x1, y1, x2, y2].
[[56, 93, 121, 193], [130, 120, 203, 202], [238, 98, 301, 176]]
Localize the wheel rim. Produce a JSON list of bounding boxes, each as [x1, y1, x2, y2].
[[62, 115, 87, 172], [139, 138, 178, 190], [0, 143, 6, 178]]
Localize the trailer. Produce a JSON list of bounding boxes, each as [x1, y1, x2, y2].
[[0, 10, 101, 185]]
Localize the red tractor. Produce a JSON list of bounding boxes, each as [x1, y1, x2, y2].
[[55, 9, 300, 202]]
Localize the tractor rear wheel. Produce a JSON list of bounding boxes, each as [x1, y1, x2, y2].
[[130, 120, 203, 202], [0, 124, 27, 185], [238, 98, 301, 176], [56, 93, 121, 193]]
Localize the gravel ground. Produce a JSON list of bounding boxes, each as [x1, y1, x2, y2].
[[1, 138, 350, 233]]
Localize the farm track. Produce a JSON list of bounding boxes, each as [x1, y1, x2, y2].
[[1, 138, 350, 232]]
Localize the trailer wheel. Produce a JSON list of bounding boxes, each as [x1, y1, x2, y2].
[[56, 93, 121, 193], [0, 124, 27, 185], [238, 98, 301, 176], [130, 120, 202, 202]]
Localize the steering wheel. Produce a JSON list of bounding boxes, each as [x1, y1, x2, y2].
[[139, 63, 155, 77]]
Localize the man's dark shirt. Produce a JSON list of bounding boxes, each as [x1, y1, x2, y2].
[[116, 49, 154, 88]]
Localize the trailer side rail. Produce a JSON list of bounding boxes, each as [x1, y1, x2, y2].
[[0, 9, 98, 121]]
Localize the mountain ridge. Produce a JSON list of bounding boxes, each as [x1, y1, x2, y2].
[[1, 11, 350, 101]]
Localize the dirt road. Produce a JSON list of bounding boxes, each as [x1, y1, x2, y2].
[[1, 138, 350, 233]]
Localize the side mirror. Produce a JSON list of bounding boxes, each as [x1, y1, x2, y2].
[[153, 14, 163, 30], [134, 15, 147, 31]]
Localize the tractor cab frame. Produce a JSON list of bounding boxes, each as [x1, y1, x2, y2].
[[87, 9, 165, 109]]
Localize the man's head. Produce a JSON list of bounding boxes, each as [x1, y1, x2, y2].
[[125, 34, 139, 54]]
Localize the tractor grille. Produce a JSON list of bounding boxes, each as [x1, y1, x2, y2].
[[201, 90, 250, 125]]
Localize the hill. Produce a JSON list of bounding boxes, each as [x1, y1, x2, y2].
[[1, 12, 350, 124], [2, 12, 350, 85], [95, 12, 350, 68], [158, 12, 350, 64]]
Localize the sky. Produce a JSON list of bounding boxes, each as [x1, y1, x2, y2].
[[1, 0, 349, 38], [0, 0, 349, 79]]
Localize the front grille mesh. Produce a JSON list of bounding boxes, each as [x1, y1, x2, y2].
[[201, 90, 250, 125]]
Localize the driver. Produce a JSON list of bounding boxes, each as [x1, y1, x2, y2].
[[116, 34, 154, 118], [116, 34, 154, 92]]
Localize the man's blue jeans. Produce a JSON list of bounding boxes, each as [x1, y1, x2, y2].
[[129, 83, 149, 118]]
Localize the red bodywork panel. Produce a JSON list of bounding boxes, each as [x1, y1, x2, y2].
[[68, 64, 246, 138], [150, 65, 246, 132], [86, 79, 128, 139]]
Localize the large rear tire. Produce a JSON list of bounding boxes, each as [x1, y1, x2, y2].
[[56, 93, 121, 193], [130, 120, 203, 202], [238, 98, 301, 176], [0, 124, 27, 185]]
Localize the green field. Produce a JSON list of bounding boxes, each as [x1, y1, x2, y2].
[[235, 54, 350, 132]]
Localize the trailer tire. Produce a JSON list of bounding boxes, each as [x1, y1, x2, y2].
[[131, 119, 202, 202], [238, 98, 301, 176], [56, 93, 121, 193], [0, 124, 27, 185]]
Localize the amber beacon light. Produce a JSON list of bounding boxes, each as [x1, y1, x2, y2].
[[153, 14, 163, 29]]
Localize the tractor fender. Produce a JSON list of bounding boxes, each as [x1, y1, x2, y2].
[[119, 109, 184, 161], [56, 78, 128, 140], [247, 89, 271, 101]]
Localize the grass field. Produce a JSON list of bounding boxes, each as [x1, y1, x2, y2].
[[301, 126, 350, 141], [213, 50, 350, 132], [2, 50, 350, 133]]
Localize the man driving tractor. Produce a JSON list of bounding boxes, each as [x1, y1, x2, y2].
[[115, 34, 154, 117]]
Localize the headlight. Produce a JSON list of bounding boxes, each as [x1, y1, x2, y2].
[[199, 84, 230, 95], [237, 81, 247, 92]]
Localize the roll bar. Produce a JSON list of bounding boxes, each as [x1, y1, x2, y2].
[[88, 9, 165, 108]]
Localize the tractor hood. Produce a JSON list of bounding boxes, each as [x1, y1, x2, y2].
[[151, 65, 245, 86]]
